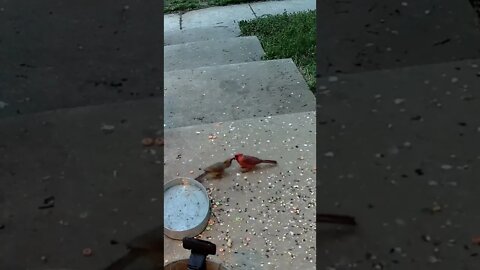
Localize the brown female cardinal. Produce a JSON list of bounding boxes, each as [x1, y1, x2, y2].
[[195, 158, 234, 182], [234, 153, 277, 171]]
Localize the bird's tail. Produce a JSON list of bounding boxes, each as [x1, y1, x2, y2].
[[317, 214, 357, 225], [260, 159, 277, 164], [194, 172, 208, 182], [104, 250, 142, 270]]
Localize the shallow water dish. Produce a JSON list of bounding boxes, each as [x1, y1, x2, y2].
[[164, 177, 211, 240]]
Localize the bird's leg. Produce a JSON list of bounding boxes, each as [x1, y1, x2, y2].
[[240, 167, 253, 173], [211, 210, 220, 223]]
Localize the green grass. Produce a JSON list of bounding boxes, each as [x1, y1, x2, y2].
[[239, 11, 316, 91], [164, 0, 263, 13]]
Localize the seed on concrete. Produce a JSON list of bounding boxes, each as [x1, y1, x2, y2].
[[142, 137, 154, 146], [100, 124, 115, 134], [82, 248, 93, 257], [441, 164, 453, 170]]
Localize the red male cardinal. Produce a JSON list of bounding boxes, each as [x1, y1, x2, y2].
[[234, 153, 277, 171], [195, 158, 234, 182]]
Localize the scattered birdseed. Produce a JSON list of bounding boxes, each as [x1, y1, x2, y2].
[[428, 180, 438, 186], [395, 218, 406, 226], [101, 124, 115, 134], [432, 203, 442, 212], [82, 248, 93, 257], [328, 76, 338, 82], [394, 98, 405, 105], [324, 152, 334, 157], [441, 164, 453, 170], [422, 234, 432, 242], [428, 255, 440, 263]]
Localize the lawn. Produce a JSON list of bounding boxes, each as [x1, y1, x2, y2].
[[239, 11, 316, 91], [164, 0, 263, 13]]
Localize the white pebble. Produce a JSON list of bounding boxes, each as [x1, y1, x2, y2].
[[328, 76, 338, 82], [428, 180, 438, 186], [441, 164, 453, 170], [324, 152, 335, 157], [394, 98, 405, 104]]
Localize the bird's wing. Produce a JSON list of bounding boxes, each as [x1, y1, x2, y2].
[[243, 155, 263, 163], [204, 162, 225, 172]]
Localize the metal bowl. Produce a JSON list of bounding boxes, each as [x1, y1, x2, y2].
[[164, 177, 211, 240]]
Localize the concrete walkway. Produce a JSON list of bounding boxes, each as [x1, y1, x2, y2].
[[163, 0, 316, 130], [165, 0, 315, 31]]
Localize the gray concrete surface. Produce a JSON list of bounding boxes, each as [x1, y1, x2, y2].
[[317, 0, 480, 76], [316, 59, 480, 269], [0, 98, 164, 270], [164, 59, 316, 128], [164, 36, 265, 72], [181, 4, 256, 30], [167, 0, 316, 30], [164, 26, 240, 46], [0, 0, 163, 119], [163, 111, 316, 270], [164, 14, 180, 32]]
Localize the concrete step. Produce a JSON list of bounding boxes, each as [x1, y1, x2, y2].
[[0, 1, 163, 120], [316, 58, 480, 269], [164, 36, 264, 71], [163, 111, 316, 269], [0, 98, 165, 270], [164, 59, 316, 129], [173, 0, 316, 30], [164, 26, 240, 46], [317, 0, 480, 76]]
